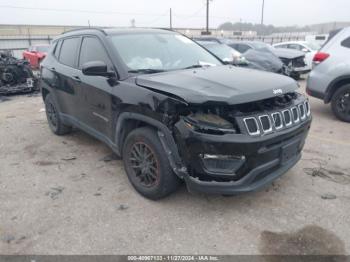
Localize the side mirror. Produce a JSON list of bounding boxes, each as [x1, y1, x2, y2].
[[302, 48, 309, 53], [82, 61, 114, 77]]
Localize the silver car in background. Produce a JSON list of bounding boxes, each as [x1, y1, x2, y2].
[[307, 27, 350, 122]]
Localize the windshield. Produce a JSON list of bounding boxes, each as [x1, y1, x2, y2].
[[110, 33, 221, 71]]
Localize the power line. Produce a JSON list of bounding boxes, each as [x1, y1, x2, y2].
[[0, 4, 236, 21], [174, 5, 206, 19], [141, 10, 170, 26], [0, 5, 167, 17]]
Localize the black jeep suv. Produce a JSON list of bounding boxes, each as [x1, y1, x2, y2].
[[40, 28, 311, 200]]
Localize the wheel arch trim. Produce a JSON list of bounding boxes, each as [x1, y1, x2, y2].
[[325, 75, 350, 103], [115, 112, 187, 178]]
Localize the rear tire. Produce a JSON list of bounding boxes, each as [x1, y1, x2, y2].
[[122, 127, 181, 200], [331, 84, 350, 123], [44, 94, 72, 135]]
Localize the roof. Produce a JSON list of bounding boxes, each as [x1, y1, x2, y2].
[[59, 27, 175, 38], [273, 41, 307, 45]]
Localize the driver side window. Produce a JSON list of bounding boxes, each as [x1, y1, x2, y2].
[[79, 37, 112, 69]]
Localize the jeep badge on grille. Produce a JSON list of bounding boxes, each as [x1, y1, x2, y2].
[[273, 88, 283, 95]]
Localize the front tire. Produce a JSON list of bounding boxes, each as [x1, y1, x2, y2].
[[331, 84, 350, 123], [44, 94, 72, 135], [122, 127, 181, 200]]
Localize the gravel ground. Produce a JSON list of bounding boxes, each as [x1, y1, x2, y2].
[[0, 80, 349, 255]]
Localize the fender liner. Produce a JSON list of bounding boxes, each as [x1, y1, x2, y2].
[[324, 75, 350, 103], [115, 112, 187, 178]]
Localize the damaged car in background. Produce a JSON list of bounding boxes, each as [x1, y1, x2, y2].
[[23, 44, 50, 69], [195, 40, 269, 72], [40, 28, 312, 200], [0, 50, 38, 95], [228, 41, 310, 79], [194, 37, 307, 78]]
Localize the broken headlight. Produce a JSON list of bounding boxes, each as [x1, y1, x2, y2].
[[184, 113, 238, 135]]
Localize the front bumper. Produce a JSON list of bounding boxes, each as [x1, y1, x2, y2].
[[174, 116, 311, 195]]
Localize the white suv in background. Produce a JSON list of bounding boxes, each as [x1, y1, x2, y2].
[[307, 27, 350, 122], [273, 41, 320, 71]]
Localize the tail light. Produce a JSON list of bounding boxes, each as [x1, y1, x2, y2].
[[313, 52, 330, 64]]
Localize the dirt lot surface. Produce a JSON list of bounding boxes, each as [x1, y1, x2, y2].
[[0, 80, 349, 255]]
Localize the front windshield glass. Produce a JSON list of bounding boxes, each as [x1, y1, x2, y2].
[[110, 33, 221, 71]]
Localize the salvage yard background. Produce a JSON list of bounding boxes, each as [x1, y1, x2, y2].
[[0, 79, 349, 255], [0, 24, 306, 58]]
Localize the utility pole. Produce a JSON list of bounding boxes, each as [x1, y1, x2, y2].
[[206, 0, 210, 33], [261, 0, 265, 25], [170, 8, 172, 29]]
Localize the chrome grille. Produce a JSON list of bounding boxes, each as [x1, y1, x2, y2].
[[259, 115, 272, 133], [282, 110, 292, 127], [299, 103, 306, 120], [243, 102, 310, 136], [243, 117, 260, 136], [305, 101, 311, 116], [272, 112, 283, 130], [291, 107, 300, 123]]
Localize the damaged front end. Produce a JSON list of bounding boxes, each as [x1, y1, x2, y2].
[[0, 51, 38, 95], [280, 56, 309, 78], [167, 92, 311, 195]]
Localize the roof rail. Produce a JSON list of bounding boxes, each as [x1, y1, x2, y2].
[[62, 27, 107, 35]]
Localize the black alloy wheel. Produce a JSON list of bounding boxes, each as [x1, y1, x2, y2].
[[331, 85, 350, 122], [128, 142, 160, 188]]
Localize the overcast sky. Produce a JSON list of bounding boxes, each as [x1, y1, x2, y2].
[[0, 0, 348, 28]]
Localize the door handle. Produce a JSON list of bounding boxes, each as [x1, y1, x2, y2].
[[50, 67, 56, 71], [72, 75, 81, 82]]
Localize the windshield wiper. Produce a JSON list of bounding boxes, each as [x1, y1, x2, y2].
[[183, 64, 205, 69], [128, 69, 166, 74]]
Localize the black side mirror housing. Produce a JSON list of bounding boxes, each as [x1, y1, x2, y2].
[[82, 61, 115, 77]]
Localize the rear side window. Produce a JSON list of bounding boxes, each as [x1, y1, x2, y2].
[[276, 44, 288, 49], [79, 37, 111, 68], [322, 29, 341, 47], [341, 37, 350, 48], [288, 44, 302, 51], [59, 37, 80, 68]]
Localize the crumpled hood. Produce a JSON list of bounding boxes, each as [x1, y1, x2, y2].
[[273, 48, 305, 59], [135, 65, 298, 105]]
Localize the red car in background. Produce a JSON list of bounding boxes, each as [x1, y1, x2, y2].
[[23, 44, 50, 69]]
